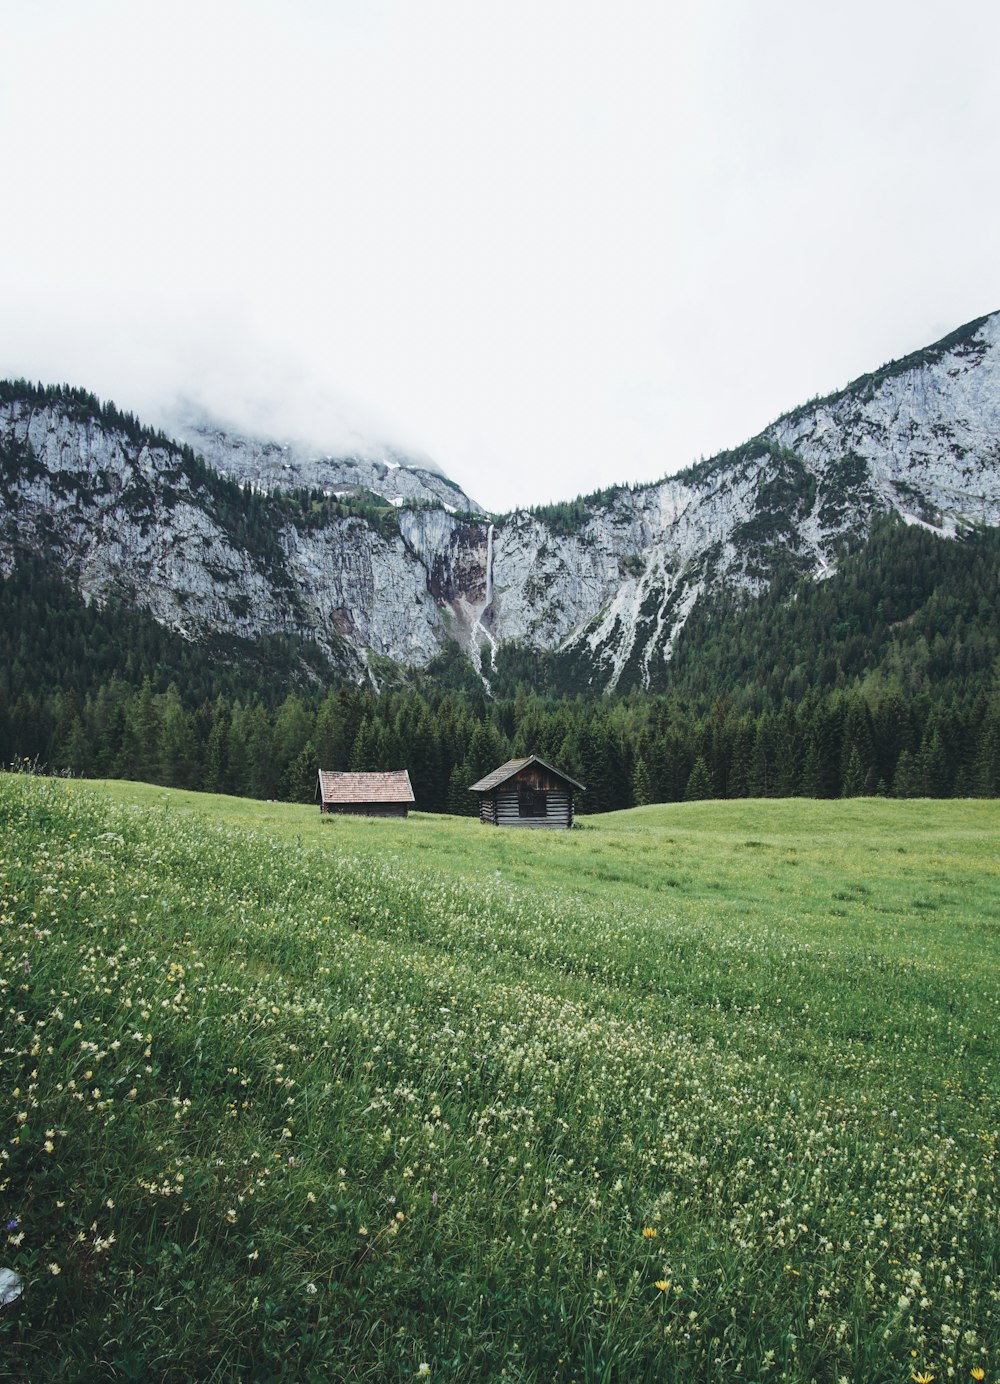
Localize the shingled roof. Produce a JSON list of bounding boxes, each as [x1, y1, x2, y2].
[[317, 770, 415, 804], [468, 755, 585, 794]]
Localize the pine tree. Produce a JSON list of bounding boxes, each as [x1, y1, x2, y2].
[[684, 756, 713, 801], [313, 691, 346, 771], [124, 679, 160, 783], [273, 694, 312, 783], [281, 740, 317, 803], [917, 728, 950, 797], [750, 714, 776, 797], [203, 702, 231, 794], [58, 714, 92, 776], [158, 692, 196, 789], [447, 759, 477, 816], [244, 705, 279, 799], [632, 755, 654, 807], [349, 715, 383, 772], [977, 701, 1000, 796], [892, 748, 920, 798], [842, 746, 866, 797]]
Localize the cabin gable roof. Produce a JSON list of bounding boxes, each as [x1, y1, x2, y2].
[[317, 769, 415, 805], [468, 755, 585, 794]]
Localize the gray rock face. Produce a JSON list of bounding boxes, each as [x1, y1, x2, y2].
[[3, 311, 999, 690], [164, 412, 482, 515]]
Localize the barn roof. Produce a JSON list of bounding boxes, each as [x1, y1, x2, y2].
[[317, 769, 415, 804], [468, 755, 585, 794]]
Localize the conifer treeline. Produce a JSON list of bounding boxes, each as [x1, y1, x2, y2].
[[3, 678, 998, 810], [3, 493, 1000, 809]]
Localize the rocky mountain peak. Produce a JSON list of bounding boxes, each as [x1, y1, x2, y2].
[[2, 310, 999, 692]]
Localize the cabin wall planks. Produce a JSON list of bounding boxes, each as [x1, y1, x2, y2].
[[470, 756, 583, 830]]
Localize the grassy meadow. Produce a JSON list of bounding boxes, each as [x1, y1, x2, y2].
[[0, 774, 997, 1382]]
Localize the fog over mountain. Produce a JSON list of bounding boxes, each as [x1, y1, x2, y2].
[[3, 310, 998, 694], [3, 3, 999, 511]]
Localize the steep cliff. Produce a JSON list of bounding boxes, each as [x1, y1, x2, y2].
[[2, 310, 999, 692]]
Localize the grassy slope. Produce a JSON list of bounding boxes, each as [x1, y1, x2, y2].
[[0, 777, 997, 1382]]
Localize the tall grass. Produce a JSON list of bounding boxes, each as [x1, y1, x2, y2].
[[0, 776, 997, 1381]]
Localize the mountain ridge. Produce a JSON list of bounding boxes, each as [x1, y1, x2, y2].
[[2, 309, 999, 692]]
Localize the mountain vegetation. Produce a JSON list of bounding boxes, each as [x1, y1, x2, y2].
[[662, 516, 1000, 706], [3, 308, 1000, 804], [2, 513, 999, 806]]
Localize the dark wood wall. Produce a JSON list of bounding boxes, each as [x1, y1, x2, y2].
[[508, 765, 571, 793], [479, 786, 574, 829]]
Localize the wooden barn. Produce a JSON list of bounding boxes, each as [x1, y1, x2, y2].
[[317, 769, 415, 818], [469, 755, 584, 829]]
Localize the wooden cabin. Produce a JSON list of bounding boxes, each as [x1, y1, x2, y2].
[[469, 756, 584, 829], [317, 769, 415, 818]]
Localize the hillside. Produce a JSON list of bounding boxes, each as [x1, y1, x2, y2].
[[1, 777, 996, 1380], [619, 514, 1000, 706], [2, 310, 999, 693], [4, 506, 1000, 809]]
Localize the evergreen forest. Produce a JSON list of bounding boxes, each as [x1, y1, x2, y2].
[[2, 515, 999, 807]]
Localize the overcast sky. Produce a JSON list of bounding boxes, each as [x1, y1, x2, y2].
[[2, 1, 998, 512]]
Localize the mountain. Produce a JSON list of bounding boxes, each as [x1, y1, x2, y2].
[[160, 403, 483, 514], [2, 311, 999, 693]]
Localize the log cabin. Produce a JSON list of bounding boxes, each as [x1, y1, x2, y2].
[[469, 756, 584, 829]]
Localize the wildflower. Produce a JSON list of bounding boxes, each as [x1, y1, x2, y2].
[[654, 1279, 671, 1292], [225, 1209, 237, 1224], [358, 1226, 368, 1236], [912, 1373, 934, 1384], [417, 1366, 431, 1377], [47, 1262, 61, 1275], [970, 1374, 984, 1382], [305, 1282, 318, 1295], [642, 1227, 657, 1239]]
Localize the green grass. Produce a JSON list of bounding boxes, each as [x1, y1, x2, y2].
[[0, 775, 997, 1382]]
